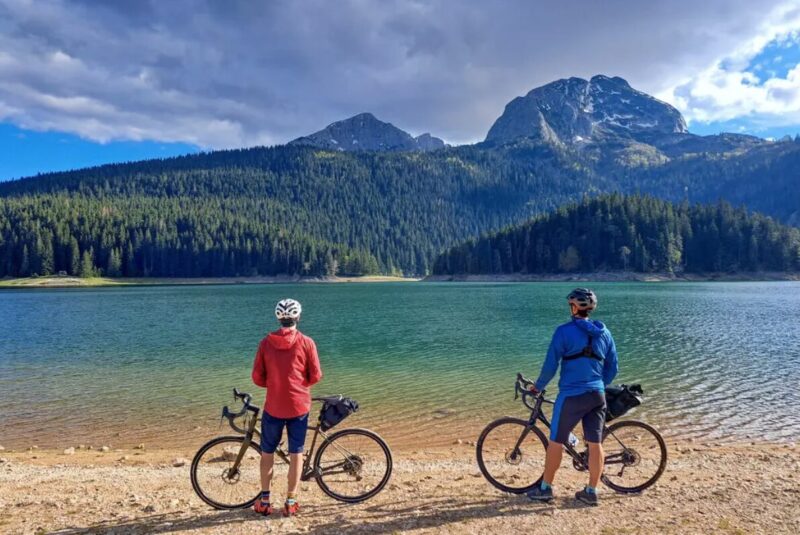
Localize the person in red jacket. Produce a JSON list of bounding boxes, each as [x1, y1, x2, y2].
[[251, 298, 322, 517]]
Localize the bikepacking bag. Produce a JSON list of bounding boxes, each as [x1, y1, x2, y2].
[[319, 397, 359, 431], [605, 384, 643, 421]]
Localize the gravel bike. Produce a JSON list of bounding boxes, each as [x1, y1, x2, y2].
[[190, 389, 392, 509], [476, 373, 667, 494]]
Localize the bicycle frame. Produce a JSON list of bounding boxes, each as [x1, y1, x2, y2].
[[521, 387, 631, 471], [224, 400, 361, 482]]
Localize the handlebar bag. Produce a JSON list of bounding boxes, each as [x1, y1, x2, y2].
[[319, 397, 359, 431], [605, 384, 643, 422]]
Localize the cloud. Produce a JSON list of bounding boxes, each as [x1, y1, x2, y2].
[[0, 0, 797, 147], [660, 4, 800, 132]]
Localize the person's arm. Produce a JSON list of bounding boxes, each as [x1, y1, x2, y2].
[[305, 338, 323, 386], [251, 341, 267, 388], [534, 329, 562, 392], [603, 332, 619, 386]]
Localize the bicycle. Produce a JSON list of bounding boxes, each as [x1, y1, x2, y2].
[[190, 388, 393, 509], [476, 373, 667, 494]]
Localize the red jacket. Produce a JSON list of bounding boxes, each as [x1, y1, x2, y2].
[[251, 328, 323, 419]]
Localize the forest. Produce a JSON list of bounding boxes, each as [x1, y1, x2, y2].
[[432, 194, 800, 275], [1, 139, 799, 278]]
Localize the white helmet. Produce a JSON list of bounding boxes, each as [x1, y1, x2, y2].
[[275, 298, 302, 320]]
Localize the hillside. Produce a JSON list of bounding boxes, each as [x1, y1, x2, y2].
[[432, 194, 800, 276], [1, 75, 799, 279]]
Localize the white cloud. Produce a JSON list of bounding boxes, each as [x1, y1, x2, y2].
[[0, 0, 799, 147], [660, 4, 800, 129]]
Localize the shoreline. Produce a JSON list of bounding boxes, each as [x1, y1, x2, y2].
[[2, 271, 799, 289], [1, 442, 797, 534], [424, 271, 800, 282], [0, 274, 420, 289]]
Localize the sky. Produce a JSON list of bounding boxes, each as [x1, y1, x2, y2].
[[2, 0, 800, 180]]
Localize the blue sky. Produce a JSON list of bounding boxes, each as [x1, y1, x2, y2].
[[2, 0, 800, 180]]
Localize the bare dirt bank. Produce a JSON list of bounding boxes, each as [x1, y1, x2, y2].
[[0, 443, 797, 534]]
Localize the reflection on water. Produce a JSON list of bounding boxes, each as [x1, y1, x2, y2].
[[1, 282, 798, 448]]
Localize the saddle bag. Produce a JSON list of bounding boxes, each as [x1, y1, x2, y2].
[[319, 396, 359, 431], [605, 384, 643, 422]]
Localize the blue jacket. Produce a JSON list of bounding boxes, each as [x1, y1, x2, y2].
[[534, 317, 619, 397]]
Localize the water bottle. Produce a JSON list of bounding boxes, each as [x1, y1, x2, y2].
[[568, 433, 579, 448]]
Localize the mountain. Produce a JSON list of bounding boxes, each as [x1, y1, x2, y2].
[[0, 75, 798, 279], [289, 112, 445, 152], [485, 75, 687, 146], [433, 194, 800, 276]]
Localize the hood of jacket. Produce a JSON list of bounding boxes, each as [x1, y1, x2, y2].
[[571, 317, 607, 338], [267, 328, 302, 350]]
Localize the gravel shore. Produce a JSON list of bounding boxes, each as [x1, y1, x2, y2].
[[0, 442, 797, 534]]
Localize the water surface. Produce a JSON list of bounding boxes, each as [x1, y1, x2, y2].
[[1, 282, 798, 449]]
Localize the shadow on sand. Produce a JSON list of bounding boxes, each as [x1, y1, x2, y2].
[[50, 493, 634, 534]]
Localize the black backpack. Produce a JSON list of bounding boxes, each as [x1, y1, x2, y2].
[[319, 396, 359, 431], [605, 384, 643, 421]]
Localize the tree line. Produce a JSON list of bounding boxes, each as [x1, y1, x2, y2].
[[432, 194, 800, 275]]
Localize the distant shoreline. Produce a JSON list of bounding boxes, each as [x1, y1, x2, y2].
[[0, 274, 420, 289], [424, 271, 800, 282], [2, 271, 799, 289]]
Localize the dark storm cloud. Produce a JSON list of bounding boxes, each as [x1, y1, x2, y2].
[[0, 0, 794, 147]]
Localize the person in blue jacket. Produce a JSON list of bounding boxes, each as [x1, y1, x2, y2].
[[527, 288, 618, 506]]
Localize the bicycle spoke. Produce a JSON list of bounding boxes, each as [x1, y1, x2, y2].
[[476, 418, 546, 493], [316, 430, 391, 501]]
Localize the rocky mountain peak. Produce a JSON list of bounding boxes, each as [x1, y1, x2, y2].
[[290, 113, 445, 152], [485, 75, 687, 146]]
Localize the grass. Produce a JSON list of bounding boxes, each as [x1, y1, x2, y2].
[[0, 274, 419, 288]]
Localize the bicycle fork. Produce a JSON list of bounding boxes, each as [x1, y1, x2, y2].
[[230, 412, 260, 476]]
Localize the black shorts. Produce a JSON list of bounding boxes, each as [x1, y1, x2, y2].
[[550, 390, 606, 444]]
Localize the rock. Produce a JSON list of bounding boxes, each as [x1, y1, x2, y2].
[[169, 499, 180, 508], [142, 504, 157, 513], [0, 445, 4, 451], [120, 455, 130, 461], [454, 439, 463, 445], [87, 446, 93, 450], [100, 446, 111, 453], [63, 447, 75, 455], [78, 445, 85, 450], [172, 458, 189, 467], [135, 443, 145, 450], [0, 458, 8, 463]]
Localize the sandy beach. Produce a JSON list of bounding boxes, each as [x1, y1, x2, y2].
[[1, 441, 797, 534]]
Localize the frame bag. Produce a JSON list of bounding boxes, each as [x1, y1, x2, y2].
[[605, 384, 643, 422], [320, 397, 359, 431]]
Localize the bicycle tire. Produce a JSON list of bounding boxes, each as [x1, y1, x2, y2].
[[313, 428, 393, 503], [190, 435, 263, 509], [601, 420, 668, 493], [476, 417, 549, 494]]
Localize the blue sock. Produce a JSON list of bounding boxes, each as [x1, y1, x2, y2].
[[585, 486, 596, 495], [261, 491, 270, 503], [541, 481, 552, 491]]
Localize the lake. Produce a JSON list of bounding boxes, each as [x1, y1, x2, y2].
[[1, 282, 798, 450]]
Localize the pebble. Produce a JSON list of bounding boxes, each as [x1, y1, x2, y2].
[[63, 447, 75, 455], [454, 439, 463, 445], [100, 446, 111, 453], [0, 445, 4, 451], [0, 458, 8, 463], [142, 504, 157, 513], [135, 443, 145, 450], [172, 458, 189, 467]]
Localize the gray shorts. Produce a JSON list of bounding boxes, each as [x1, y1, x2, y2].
[[550, 390, 606, 444]]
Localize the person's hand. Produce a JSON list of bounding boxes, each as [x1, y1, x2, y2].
[[527, 385, 539, 395]]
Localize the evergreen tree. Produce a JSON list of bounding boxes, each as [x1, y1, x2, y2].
[[79, 249, 95, 278]]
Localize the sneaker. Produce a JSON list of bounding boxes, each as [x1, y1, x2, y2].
[[575, 487, 598, 506], [526, 484, 554, 502], [253, 500, 273, 516], [283, 500, 300, 517]]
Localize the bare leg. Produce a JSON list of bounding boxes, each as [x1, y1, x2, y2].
[[587, 442, 604, 488], [287, 453, 303, 495], [260, 452, 274, 492], [542, 441, 563, 485]]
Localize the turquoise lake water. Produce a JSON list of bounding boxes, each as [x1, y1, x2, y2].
[[1, 282, 798, 449]]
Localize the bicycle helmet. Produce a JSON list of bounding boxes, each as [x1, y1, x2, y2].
[[275, 298, 302, 320], [567, 288, 597, 314]]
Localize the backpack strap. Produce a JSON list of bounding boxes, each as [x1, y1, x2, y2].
[[563, 334, 604, 362]]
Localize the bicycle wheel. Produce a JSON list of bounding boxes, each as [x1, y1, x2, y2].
[[601, 420, 667, 493], [313, 428, 392, 503], [190, 436, 265, 509], [476, 417, 548, 494]]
